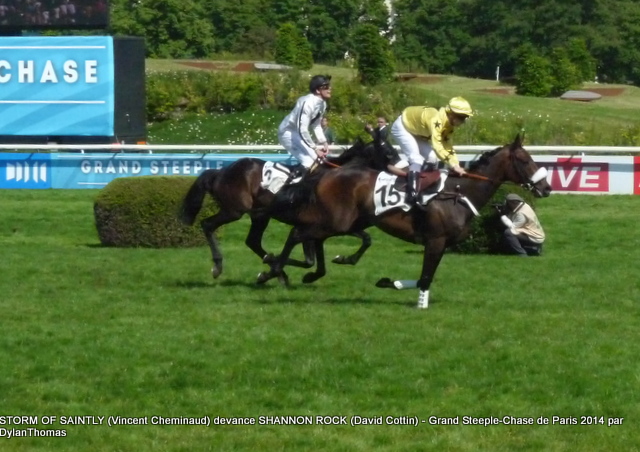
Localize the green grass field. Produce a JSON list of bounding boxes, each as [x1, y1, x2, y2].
[[1, 190, 639, 451]]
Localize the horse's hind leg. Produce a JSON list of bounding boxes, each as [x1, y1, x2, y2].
[[201, 210, 242, 278], [302, 239, 327, 284], [332, 230, 372, 265]]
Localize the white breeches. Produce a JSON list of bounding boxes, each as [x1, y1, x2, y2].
[[390, 116, 437, 171], [278, 129, 316, 168]]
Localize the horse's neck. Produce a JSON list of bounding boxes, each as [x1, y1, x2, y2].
[[451, 178, 500, 210], [454, 159, 506, 209], [332, 146, 377, 169]]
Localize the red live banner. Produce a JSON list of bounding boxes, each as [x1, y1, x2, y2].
[[634, 157, 640, 195]]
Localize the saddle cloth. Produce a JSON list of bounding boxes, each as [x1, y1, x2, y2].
[[373, 171, 449, 216], [261, 161, 302, 194]]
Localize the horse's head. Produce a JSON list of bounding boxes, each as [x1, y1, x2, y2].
[[468, 134, 551, 197], [505, 133, 551, 197]]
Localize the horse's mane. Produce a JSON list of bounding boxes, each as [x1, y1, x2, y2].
[[327, 139, 371, 167], [466, 146, 503, 172], [300, 139, 377, 203]]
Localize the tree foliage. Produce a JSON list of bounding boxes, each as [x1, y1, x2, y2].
[[111, 0, 214, 58], [108, 0, 640, 87], [351, 23, 395, 86], [274, 23, 313, 69]]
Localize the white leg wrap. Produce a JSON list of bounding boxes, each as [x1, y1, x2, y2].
[[417, 290, 429, 309], [393, 280, 418, 290]]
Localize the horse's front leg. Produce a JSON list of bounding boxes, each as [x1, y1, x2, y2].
[[302, 239, 327, 284], [374, 237, 446, 308], [415, 237, 446, 309], [245, 214, 271, 262], [269, 240, 316, 269], [256, 226, 302, 286], [331, 230, 372, 265]]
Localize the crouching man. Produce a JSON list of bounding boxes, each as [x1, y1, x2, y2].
[[497, 193, 545, 257]]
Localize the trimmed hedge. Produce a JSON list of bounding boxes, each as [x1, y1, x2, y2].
[[451, 185, 539, 254], [94, 176, 219, 248]]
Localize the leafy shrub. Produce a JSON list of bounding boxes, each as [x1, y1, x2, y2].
[[515, 53, 554, 97], [549, 47, 582, 96], [451, 185, 538, 254], [566, 38, 597, 83], [94, 176, 219, 248]]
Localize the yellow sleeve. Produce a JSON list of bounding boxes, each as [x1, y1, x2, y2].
[[429, 117, 459, 167]]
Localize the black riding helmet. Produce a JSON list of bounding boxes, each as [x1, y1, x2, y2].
[[309, 75, 332, 93]]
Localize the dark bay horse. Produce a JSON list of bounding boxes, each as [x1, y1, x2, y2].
[[257, 133, 552, 308], [179, 140, 393, 279]]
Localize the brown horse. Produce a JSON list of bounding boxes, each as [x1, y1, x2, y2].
[[257, 133, 552, 308], [179, 139, 393, 279]]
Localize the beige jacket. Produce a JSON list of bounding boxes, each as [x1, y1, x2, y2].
[[501, 202, 545, 243]]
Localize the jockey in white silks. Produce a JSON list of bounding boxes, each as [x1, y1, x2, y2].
[[278, 75, 332, 173]]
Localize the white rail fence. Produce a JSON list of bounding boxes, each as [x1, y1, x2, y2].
[[1, 144, 640, 154]]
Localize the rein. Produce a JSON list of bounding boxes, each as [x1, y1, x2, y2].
[[320, 158, 497, 183], [463, 172, 492, 182], [320, 158, 341, 168]]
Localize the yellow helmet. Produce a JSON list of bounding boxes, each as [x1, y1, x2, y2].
[[447, 97, 474, 117]]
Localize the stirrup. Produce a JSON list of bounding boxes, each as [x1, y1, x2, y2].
[[284, 166, 305, 186]]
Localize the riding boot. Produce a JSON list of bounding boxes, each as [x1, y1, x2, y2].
[[271, 167, 309, 217], [407, 171, 420, 205], [286, 167, 308, 205], [423, 161, 437, 172]]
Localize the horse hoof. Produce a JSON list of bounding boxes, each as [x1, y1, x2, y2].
[[332, 255, 354, 265], [302, 272, 320, 284], [375, 277, 395, 289], [277, 271, 290, 286], [256, 271, 271, 285], [263, 253, 275, 264], [211, 267, 222, 279]]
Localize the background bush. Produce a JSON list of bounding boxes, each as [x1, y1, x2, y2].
[[94, 176, 219, 248], [514, 50, 554, 97], [145, 70, 422, 123]]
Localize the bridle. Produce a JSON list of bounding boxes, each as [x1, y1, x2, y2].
[[510, 151, 548, 193]]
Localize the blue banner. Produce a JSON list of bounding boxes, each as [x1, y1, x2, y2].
[[0, 36, 114, 136], [50, 153, 296, 189], [0, 153, 52, 189]]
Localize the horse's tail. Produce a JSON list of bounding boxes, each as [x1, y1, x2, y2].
[[180, 169, 220, 226]]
